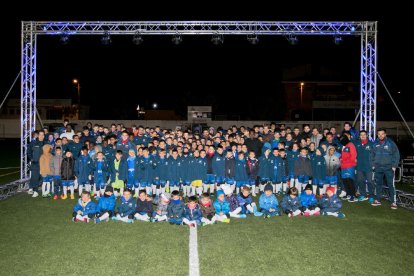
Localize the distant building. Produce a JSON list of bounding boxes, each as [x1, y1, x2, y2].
[[282, 65, 359, 121], [0, 99, 89, 120]]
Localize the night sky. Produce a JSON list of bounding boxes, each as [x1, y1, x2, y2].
[[1, 3, 411, 120]]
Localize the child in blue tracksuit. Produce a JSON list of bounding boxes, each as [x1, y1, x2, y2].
[[235, 152, 249, 194], [75, 146, 94, 196], [213, 190, 231, 223], [93, 152, 109, 198], [168, 150, 182, 193], [212, 146, 226, 187], [246, 151, 259, 197], [167, 190, 185, 225], [287, 143, 300, 188], [280, 187, 302, 217], [300, 184, 320, 216], [258, 148, 272, 193], [319, 186, 345, 218], [137, 148, 156, 196], [311, 148, 326, 196], [278, 149, 289, 194], [95, 186, 116, 223], [259, 184, 279, 218], [237, 186, 262, 216], [294, 148, 312, 194], [72, 191, 97, 223], [191, 150, 207, 197], [109, 150, 128, 197], [183, 196, 203, 227], [154, 149, 169, 196], [126, 149, 137, 191], [134, 189, 154, 222], [113, 189, 135, 223], [224, 150, 236, 192]]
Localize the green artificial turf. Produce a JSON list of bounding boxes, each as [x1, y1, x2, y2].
[[0, 194, 189, 276], [198, 199, 414, 276]]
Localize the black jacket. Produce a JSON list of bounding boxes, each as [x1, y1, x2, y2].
[[61, 156, 75, 180], [136, 199, 153, 216], [225, 157, 236, 178]]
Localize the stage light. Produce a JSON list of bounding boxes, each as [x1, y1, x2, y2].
[[287, 35, 298, 45], [152, 103, 158, 109], [101, 32, 111, 45], [132, 33, 143, 45], [247, 34, 259, 45], [172, 34, 182, 45], [334, 36, 343, 45], [60, 33, 69, 45], [211, 34, 224, 45]]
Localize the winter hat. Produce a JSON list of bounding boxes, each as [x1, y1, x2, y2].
[[105, 186, 114, 193], [264, 183, 273, 192], [326, 187, 336, 195], [304, 184, 313, 191], [221, 184, 232, 195], [316, 147, 325, 155], [161, 192, 171, 201], [216, 190, 225, 197]]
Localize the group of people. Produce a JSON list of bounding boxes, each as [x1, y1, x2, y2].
[[26, 120, 400, 225]]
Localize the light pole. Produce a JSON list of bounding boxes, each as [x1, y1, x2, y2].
[[73, 79, 80, 119], [300, 82, 304, 105]]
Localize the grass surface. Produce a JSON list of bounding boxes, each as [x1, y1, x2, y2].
[[0, 193, 413, 276]]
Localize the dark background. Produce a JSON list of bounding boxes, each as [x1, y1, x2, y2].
[[1, 2, 411, 120]]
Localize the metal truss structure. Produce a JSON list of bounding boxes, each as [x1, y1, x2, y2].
[[383, 187, 414, 211], [20, 21, 377, 179]]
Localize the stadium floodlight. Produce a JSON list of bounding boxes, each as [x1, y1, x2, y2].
[[101, 32, 111, 45], [211, 34, 224, 45], [132, 33, 143, 45], [287, 35, 298, 45], [247, 34, 259, 45], [172, 34, 182, 45]]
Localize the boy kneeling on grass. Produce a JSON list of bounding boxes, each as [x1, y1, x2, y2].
[[72, 191, 97, 223], [183, 196, 203, 228], [259, 184, 279, 218], [319, 187, 345, 218], [95, 186, 116, 223], [112, 188, 135, 223]]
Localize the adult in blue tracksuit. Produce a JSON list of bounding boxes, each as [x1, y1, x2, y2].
[[212, 147, 226, 185], [133, 133, 149, 147], [354, 130, 375, 201], [371, 129, 400, 208], [102, 142, 116, 161], [27, 131, 47, 194]]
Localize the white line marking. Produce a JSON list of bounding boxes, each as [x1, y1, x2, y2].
[[189, 227, 200, 276]]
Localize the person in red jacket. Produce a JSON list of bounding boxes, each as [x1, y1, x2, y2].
[[339, 132, 358, 202]]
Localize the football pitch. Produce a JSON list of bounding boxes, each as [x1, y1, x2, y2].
[[1, 193, 414, 276]]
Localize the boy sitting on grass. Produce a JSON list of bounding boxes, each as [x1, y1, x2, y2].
[[167, 190, 185, 225], [213, 190, 231, 223], [280, 187, 302, 217], [237, 185, 262, 216], [72, 191, 97, 223], [300, 184, 321, 216], [183, 196, 203, 228], [199, 193, 216, 225], [95, 186, 116, 223], [319, 187, 345, 218], [259, 184, 279, 218], [134, 190, 153, 222], [152, 192, 170, 222], [112, 189, 135, 223]]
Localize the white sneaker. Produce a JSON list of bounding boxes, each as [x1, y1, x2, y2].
[[28, 189, 33, 195], [32, 191, 39, 198], [339, 191, 347, 198]]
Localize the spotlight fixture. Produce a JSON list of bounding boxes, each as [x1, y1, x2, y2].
[[211, 34, 224, 45], [101, 32, 111, 45], [172, 34, 182, 45], [60, 33, 70, 45], [247, 34, 259, 45], [334, 35, 343, 45], [287, 35, 298, 45], [132, 33, 143, 45]]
